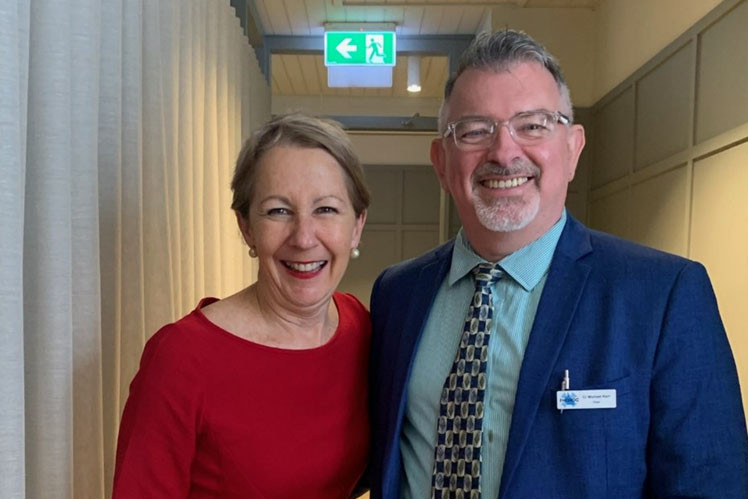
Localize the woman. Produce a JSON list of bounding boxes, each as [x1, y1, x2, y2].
[[113, 113, 371, 498]]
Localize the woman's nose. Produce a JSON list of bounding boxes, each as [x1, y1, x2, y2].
[[289, 216, 317, 249]]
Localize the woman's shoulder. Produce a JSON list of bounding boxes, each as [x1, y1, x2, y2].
[[141, 298, 222, 366], [196, 290, 258, 341], [124, 300, 222, 412]]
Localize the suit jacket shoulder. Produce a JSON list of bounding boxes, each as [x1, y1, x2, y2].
[[372, 240, 454, 299], [559, 214, 691, 270]]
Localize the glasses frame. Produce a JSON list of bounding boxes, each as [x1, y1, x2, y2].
[[443, 110, 571, 151]]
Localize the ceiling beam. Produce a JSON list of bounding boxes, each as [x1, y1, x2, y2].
[[340, 1, 520, 6], [328, 114, 438, 132], [231, 0, 272, 84], [338, 0, 599, 7]]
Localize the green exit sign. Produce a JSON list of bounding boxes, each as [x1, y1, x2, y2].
[[324, 31, 396, 66]]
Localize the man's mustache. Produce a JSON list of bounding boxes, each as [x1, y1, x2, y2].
[[472, 160, 541, 181]]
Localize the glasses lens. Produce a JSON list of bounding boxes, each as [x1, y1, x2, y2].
[[510, 112, 554, 142], [453, 119, 495, 148]]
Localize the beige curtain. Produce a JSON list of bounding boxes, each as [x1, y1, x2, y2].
[[0, 1, 269, 497]]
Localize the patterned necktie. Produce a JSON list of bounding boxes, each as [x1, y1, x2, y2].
[[431, 262, 502, 499]]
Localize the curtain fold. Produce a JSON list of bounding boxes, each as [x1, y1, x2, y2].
[[0, 2, 30, 498], [70, 0, 105, 496], [97, 0, 125, 492], [24, 0, 77, 495], [0, 1, 269, 497]]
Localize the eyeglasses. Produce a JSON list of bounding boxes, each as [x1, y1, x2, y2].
[[443, 111, 571, 151]]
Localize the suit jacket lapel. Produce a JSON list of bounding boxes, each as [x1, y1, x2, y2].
[[381, 242, 454, 497], [389, 250, 451, 411], [498, 217, 593, 497]]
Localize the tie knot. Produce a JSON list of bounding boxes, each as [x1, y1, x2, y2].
[[472, 262, 502, 288]]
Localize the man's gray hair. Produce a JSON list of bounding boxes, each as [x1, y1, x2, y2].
[[439, 29, 573, 133]]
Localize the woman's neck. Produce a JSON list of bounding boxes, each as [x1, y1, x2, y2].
[[245, 283, 338, 349]]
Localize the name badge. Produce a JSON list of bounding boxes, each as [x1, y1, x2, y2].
[[556, 389, 617, 410]]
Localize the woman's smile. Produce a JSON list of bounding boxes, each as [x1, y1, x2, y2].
[[282, 259, 328, 278]]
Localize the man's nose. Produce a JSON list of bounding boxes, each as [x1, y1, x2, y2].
[[484, 123, 524, 164]]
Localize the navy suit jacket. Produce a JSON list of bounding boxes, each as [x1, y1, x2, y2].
[[369, 215, 748, 498]]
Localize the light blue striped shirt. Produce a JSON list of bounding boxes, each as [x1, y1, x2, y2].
[[400, 211, 567, 499]]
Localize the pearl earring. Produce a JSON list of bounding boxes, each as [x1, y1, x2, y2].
[[248, 247, 258, 258], [351, 247, 360, 259]]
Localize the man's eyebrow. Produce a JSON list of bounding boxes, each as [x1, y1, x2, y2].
[[450, 114, 492, 121], [452, 109, 555, 121]]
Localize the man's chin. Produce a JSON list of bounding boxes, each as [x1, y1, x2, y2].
[[479, 217, 533, 232], [474, 201, 539, 233]]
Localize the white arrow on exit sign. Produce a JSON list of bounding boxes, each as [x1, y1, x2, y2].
[[336, 38, 357, 59]]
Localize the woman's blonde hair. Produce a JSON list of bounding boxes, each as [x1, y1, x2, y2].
[[231, 112, 370, 218]]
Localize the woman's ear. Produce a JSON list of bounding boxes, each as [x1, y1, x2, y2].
[[351, 210, 367, 249], [236, 211, 254, 247]]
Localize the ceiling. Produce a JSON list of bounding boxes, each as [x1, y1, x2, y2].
[[250, 0, 600, 100], [271, 53, 449, 98]]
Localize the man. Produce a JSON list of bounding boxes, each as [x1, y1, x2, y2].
[[369, 30, 747, 499]]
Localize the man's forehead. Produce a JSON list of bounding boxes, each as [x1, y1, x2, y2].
[[453, 62, 556, 92], [446, 64, 562, 117]]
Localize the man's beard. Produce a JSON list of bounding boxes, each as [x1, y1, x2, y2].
[[472, 160, 541, 232]]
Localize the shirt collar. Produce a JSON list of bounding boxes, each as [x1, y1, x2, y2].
[[448, 209, 567, 292]]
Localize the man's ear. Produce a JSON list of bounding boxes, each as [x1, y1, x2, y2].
[[236, 211, 254, 248], [565, 123, 586, 182], [430, 138, 450, 193]]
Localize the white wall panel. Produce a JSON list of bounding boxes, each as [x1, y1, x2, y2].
[[592, 88, 634, 188], [630, 166, 688, 256], [690, 142, 748, 415], [635, 44, 693, 169], [589, 189, 630, 240], [696, 0, 748, 143]]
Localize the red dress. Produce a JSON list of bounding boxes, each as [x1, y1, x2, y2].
[[113, 292, 370, 498]]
